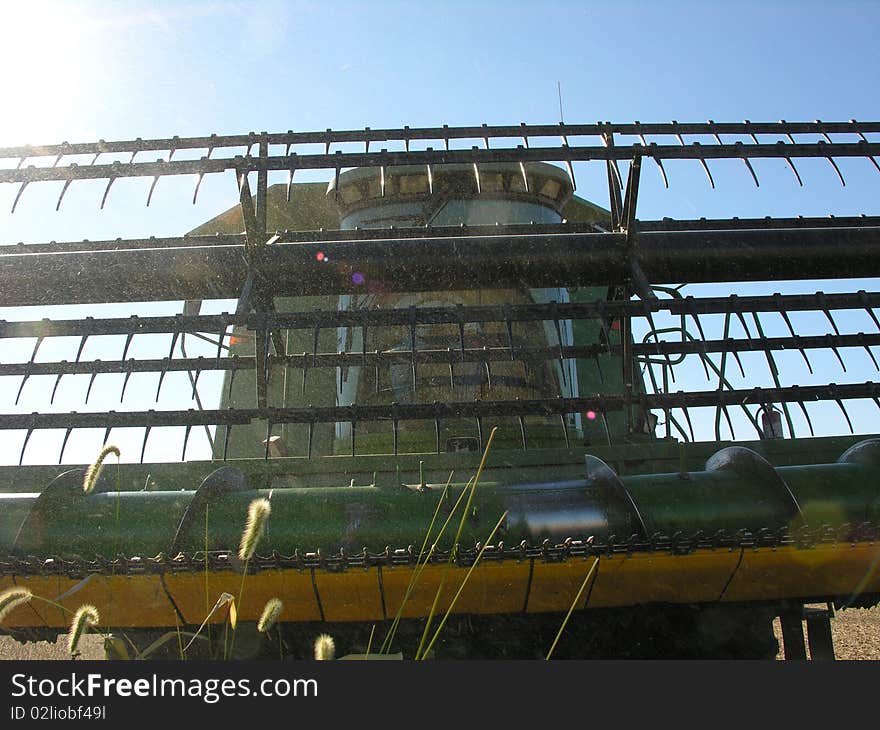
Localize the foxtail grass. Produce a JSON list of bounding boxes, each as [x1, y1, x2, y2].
[[314, 633, 335, 660], [257, 598, 283, 634], [0, 587, 32, 622], [83, 445, 120, 495], [239, 498, 271, 561], [229, 498, 271, 659], [68, 605, 100, 658]]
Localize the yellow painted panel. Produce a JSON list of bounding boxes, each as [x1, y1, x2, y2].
[[163, 569, 321, 624], [314, 570, 384, 622], [0, 574, 169, 629], [589, 550, 740, 608], [2, 542, 878, 629], [724, 544, 880, 602], [381, 561, 529, 618], [526, 559, 599, 613]]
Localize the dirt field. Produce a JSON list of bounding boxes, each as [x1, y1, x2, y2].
[[2, 605, 878, 660]]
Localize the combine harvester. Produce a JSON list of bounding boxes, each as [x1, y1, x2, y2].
[[0, 121, 878, 658]]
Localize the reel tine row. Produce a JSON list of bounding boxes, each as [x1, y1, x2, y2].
[[3, 121, 879, 213]]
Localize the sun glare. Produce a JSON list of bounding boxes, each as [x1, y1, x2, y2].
[[0, 2, 90, 145]]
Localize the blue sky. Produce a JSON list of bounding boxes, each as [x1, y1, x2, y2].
[[0, 0, 878, 464]]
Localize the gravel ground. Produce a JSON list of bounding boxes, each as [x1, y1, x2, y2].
[[2, 606, 878, 660], [772, 605, 880, 660]]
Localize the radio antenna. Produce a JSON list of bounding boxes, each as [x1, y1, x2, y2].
[[557, 81, 564, 124]]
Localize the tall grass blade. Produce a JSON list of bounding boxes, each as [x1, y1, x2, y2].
[[380, 472, 453, 654], [545, 557, 600, 660], [415, 427, 497, 660], [420, 509, 509, 660]]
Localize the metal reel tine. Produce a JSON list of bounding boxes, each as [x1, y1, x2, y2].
[[120, 371, 132, 402], [426, 163, 434, 195], [835, 398, 855, 434], [19, 429, 33, 466], [85, 369, 99, 404], [121, 332, 135, 361], [689, 311, 708, 342], [191, 368, 201, 399], [10, 182, 28, 213], [222, 424, 231, 462], [721, 404, 735, 439], [564, 160, 576, 191], [448, 348, 455, 388], [519, 161, 529, 192], [697, 350, 711, 382], [374, 349, 380, 394], [653, 154, 669, 188], [59, 427, 73, 464], [600, 409, 613, 446], [593, 351, 604, 384], [102, 426, 112, 447], [735, 311, 753, 341], [731, 349, 747, 379], [100, 176, 116, 209], [473, 160, 482, 194], [307, 421, 314, 460], [192, 172, 205, 205], [434, 414, 441, 455], [56, 179, 72, 210], [696, 154, 715, 189], [827, 335, 847, 372], [146, 175, 160, 206], [380, 165, 386, 197], [392, 418, 399, 456], [681, 405, 696, 442], [742, 157, 760, 187], [824, 151, 846, 187], [860, 295, 880, 332], [819, 303, 841, 336], [783, 156, 804, 187], [518, 415, 527, 450], [50, 372, 64, 405], [483, 349, 492, 389], [183, 424, 192, 461], [227, 358, 238, 400], [286, 167, 296, 203], [796, 401, 814, 437], [552, 314, 567, 388], [861, 336, 879, 371], [778, 309, 814, 373], [476, 416, 484, 451], [155, 365, 168, 402], [559, 413, 570, 448]]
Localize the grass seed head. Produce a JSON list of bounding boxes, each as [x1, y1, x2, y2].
[[83, 445, 121, 495], [257, 598, 283, 633], [238, 498, 271, 561], [314, 633, 335, 660], [68, 604, 100, 657], [0, 587, 32, 623]]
